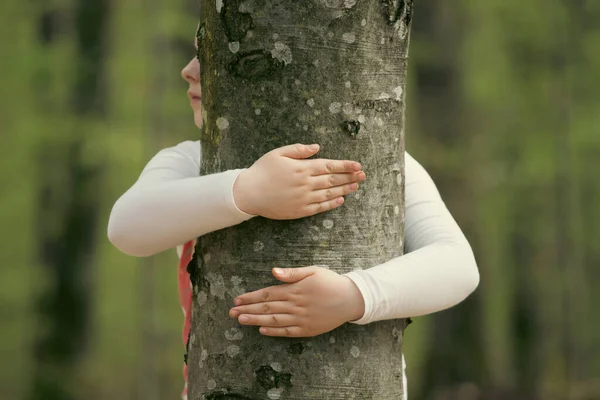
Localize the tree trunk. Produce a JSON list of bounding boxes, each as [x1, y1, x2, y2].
[[189, 1, 413, 398]]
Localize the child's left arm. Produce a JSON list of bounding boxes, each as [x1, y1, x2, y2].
[[229, 152, 480, 337]]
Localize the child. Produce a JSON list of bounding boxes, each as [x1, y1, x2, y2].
[[107, 28, 479, 400]]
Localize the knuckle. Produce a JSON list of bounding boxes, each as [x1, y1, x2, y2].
[[288, 268, 296, 280], [312, 203, 322, 214], [262, 291, 270, 301], [328, 174, 336, 186], [325, 162, 334, 173], [296, 307, 309, 317], [324, 190, 332, 200], [272, 315, 279, 324], [262, 303, 270, 313], [284, 327, 290, 336]]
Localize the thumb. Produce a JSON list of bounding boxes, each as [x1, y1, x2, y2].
[[277, 143, 320, 159], [272, 266, 317, 283]]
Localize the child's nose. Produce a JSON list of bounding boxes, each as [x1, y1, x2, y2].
[[181, 58, 200, 84]]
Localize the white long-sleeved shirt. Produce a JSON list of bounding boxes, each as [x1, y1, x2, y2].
[[107, 140, 479, 324]]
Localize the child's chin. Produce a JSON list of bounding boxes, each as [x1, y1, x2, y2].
[[194, 113, 203, 129]]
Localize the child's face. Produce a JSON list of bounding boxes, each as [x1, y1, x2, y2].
[[181, 31, 202, 129]]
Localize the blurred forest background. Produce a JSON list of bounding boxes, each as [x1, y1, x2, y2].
[[1, 0, 598, 399]]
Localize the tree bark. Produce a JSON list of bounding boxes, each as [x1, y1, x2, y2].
[[189, 1, 413, 398]]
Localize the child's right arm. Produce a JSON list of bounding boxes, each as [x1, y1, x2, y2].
[[107, 140, 364, 257]]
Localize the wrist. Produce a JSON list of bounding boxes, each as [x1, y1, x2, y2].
[[232, 169, 259, 216], [343, 276, 366, 322]]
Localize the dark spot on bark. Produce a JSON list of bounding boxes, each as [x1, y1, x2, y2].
[[227, 50, 284, 79], [255, 365, 293, 390], [278, 373, 292, 388], [186, 249, 200, 286], [188, 245, 212, 295], [205, 390, 260, 400], [380, 0, 413, 41], [196, 23, 206, 60], [255, 366, 277, 389], [381, 0, 405, 24], [355, 98, 401, 113], [183, 328, 191, 365], [392, 327, 400, 342], [287, 342, 304, 355], [221, 0, 253, 42], [403, 0, 414, 26], [341, 120, 361, 138]]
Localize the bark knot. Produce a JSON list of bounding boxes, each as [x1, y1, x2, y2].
[[341, 120, 361, 138], [255, 365, 292, 390], [287, 342, 304, 355], [220, 0, 253, 42], [227, 50, 285, 79]]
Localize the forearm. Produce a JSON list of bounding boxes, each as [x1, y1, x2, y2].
[[107, 169, 254, 257], [343, 151, 480, 324], [344, 240, 479, 324]]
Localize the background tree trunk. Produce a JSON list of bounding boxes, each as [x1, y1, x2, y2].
[[188, 1, 413, 399], [28, 1, 109, 399]]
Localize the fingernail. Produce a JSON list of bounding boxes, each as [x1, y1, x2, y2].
[[358, 171, 366, 180], [273, 268, 284, 275], [235, 298, 243, 306], [309, 144, 319, 151], [350, 183, 358, 190], [354, 163, 362, 171], [336, 197, 344, 204], [239, 315, 249, 323], [230, 309, 239, 317]]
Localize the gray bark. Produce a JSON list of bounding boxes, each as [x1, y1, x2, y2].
[[189, 1, 413, 398]]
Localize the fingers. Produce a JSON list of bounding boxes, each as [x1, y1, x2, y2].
[[230, 301, 292, 318], [259, 326, 305, 337], [234, 285, 291, 306], [311, 171, 366, 190], [236, 313, 298, 328], [272, 266, 318, 283], [309, 159, 362, 175], [304, 196, 345, 216], [276, 143, 320, 159], [308, 182, 359, 205]]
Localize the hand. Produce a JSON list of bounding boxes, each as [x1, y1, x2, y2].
[[229, 266, 365, 338], [232, 143, 366, 219]]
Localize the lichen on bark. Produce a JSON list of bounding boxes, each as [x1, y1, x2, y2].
[[189, 1, 413, 398]]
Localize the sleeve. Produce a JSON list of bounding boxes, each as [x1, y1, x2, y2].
[[343, 152, 480, 324], [107, 140, 256, 257]]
